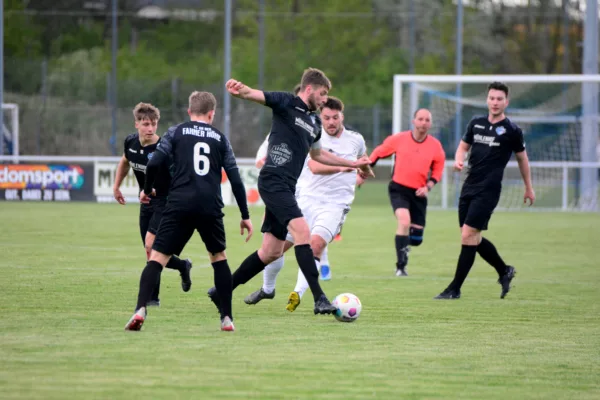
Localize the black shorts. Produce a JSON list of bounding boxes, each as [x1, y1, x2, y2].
[[388, 182, 427, 227], [458, 189, 500, 231], [152, 206, 226, 256], [258, 185, 303, 241], [138, 197, 167, 243]]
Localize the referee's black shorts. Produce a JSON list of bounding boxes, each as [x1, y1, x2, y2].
[[152, 206, 226, 256], [458, 187, 500, 231], [258, 182, 303, 241], [388, 181, 427, 227]]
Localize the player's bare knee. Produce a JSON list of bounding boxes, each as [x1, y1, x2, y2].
[[287, 217, 311, 245], [144, 233, 156, 256], [409, 225, 424, 246], [208, 251, 227, 263], [310, 234, 328, 258], [258, 246, 283, 264], [460, 225, 480, 245], [149, 250, 170, 267]]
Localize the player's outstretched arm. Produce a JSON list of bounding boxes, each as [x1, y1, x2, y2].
[[310, 148, 370, 169], [226, 79, 266, 105], [113, 154, 130, 205], [307, 159, 354, 175], [357, 152, 375, 178], [369, 135, 399, 165], [515, 150, 535, 205]]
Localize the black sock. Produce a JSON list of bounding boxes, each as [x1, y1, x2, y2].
[[165, 255, 186, 272], [212, 260, 233, 320], [136, 260, 163, 310], [477, 237, 508, 277], [448, 245, 478, 291], [395, 235, 409, 269], [231, 251, 266, 291], [295, 244, 324, 302], [151, 273, 161, 302]]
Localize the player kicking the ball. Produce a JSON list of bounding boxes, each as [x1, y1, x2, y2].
[[245, 96, 373, 311]]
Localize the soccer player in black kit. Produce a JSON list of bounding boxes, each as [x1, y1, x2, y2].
[[435, 82, 535, 300], [207, 68, 371, 315], [125, 92, 253, 332], [113, 103, 192, 306]]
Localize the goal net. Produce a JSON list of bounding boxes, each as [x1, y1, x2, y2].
[[2, 103, 19, 160], [393, 75, 600, 211]]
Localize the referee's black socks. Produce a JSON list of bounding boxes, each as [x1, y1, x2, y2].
[[136, 260, 163, 310], [395, 235, 409, 269]]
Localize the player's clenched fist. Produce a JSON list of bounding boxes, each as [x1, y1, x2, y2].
[[226, 79, 245, 95]]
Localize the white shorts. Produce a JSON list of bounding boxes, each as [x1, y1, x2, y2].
[[286, 196, 350, 244]]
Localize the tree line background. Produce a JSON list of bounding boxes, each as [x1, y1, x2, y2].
[[3, 0, 592, 156]]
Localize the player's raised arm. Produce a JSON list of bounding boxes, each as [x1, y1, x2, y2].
[[113, 154, 130, 205], [226, 79, 266, 105]]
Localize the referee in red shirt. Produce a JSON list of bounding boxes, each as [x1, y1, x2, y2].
[[369, 109, 446, 276]]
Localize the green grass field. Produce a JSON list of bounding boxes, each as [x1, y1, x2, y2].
[[0, 199, 599, 400]]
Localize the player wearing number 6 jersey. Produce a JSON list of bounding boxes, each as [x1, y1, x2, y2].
[[125, 91, 253, 332]]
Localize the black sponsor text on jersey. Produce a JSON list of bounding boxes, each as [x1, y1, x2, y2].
[[123, 133, 171, 197], [260, 91, 322, 188], [462, 116, 525, 191]]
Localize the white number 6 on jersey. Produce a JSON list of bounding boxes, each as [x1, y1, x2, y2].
[[194, 142, 210, 176]]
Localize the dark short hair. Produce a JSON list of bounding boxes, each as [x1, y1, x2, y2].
[[487, 81, 509, 97], [293, 84, 301, 95], [300, 68, 331, 91], [188, 91, 217, 115], [133, 102, 160, 121], [322, 96, 344, 112]]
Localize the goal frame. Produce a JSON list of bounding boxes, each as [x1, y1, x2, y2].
[[392, 74, 600, 133], [392, 74, 600, 211]]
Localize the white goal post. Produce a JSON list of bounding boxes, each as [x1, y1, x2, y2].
[[392, 75, 600, 211], [2, 103, 19, 162]]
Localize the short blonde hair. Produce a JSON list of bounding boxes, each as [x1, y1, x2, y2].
[[189, 91, 217, 115], [133, 102, 160, 121]]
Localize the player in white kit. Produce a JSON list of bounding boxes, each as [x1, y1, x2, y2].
[[244, 96, 373, 311]]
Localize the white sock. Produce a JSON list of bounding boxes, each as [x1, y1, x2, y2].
[[295, 258, 320, 299], [321, 246, 330, 266], [262, 255, 284, 294]]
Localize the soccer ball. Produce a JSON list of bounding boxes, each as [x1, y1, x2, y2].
[[332, 293, 361, 323]]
